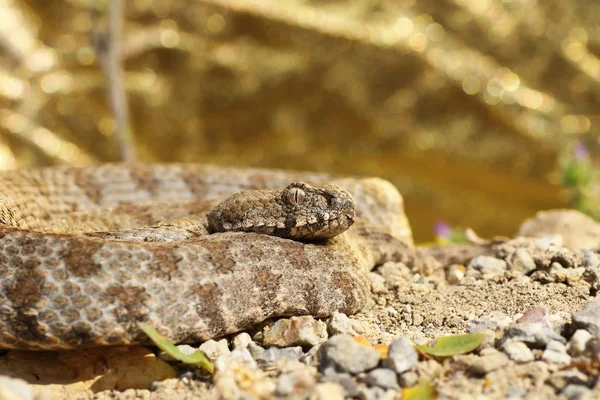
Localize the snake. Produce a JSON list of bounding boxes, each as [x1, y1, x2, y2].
[[0, 164, 414, 350]]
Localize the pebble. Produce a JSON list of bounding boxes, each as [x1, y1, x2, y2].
[[572, 300, 600, 337], [319, 335, 381, 374], [510, 248, 537, 274], [561, 384, 592, 400], [309, 382, 345, 400], [0, 376, 34, 400], [232, 332, 252, 350], [214, 348, 275, 399], [300, 345, 320, 365], [550, 263, 586, 284], [382, 336, 418, 374], [468, 349, 509, 376], [568, 329, 593, 356], [377, 262, 411, 288], [546, 369, 588, 390], [276, 363, 316, 398], [364, 368, 399, 390], [263, 316, 328, 348], [328, 312, 366, 337], [516, 307, 550, 326], [321, 372, 360, 397], [466, 256, 508, 279], [358, 386, 387, 400], [503, 322, 566, 348], [398, 371, 419, 388], [446, 264, 466, 284], [369, 272, 388, 293], [501, 340, 535, 363], [254, 346, 304, 364], [199, 338, 230, 361], [581, 249, 600, 269], [467, 312, 512, 332], [542, 340, 572, 365]]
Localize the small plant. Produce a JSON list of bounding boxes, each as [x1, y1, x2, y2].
[[433, 220, 469, 245], [138, 322, 215, 374], [560, 140, 600, 220]]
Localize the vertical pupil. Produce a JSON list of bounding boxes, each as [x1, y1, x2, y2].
[[294, 189, 298, 203]]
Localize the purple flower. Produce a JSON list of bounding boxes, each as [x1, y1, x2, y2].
[[573, 140, 588, 160], [434, 220, 452, 239]]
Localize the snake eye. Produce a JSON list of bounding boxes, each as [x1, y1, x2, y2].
[[286, 187, 306, 205]]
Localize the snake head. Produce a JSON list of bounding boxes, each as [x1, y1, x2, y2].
[[279, 182, 355, 240], [207, 181, 355, 241]]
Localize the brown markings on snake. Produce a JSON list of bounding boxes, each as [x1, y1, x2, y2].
[[147, 245, 182, 279], [129, 165, 161, 197], [200, 239, 237, 274], [1, 234, 51, 345], [103, 284, 152, 322], [331, 268, 363, 314], [72, 168, 103, 206], [190, 281, 227, 340], [60, 237, 104, 278], [181, 170, 208, 198]]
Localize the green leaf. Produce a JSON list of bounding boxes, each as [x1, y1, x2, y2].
[[417, 332, 486, 357], [403, 381, 437, 400], [138, 322, 215, 374]]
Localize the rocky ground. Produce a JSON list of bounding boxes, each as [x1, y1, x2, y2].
[[3, 209, 600, 400]]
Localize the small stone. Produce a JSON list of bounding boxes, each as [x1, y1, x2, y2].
[[466, 256, 507, 279], [199, 338, 230, 361], [569, 330, 593, 356], [542, 341, 572, 365], [300, 345, 320, 365], [214, 348, 275, 399], [382, 337, 418, 374], [468, 312, 512, 332], [550, 263, 586, 284], [232, 332, 252, 350], [501, 340, 534, 363], [321, 372, 360, 397], [248, 342, 266, 360], [547, 369, 588, 390], [561, 384, 592, 400], [309, 382, 345, 400], [468, 349, 509, 376], [358, 386, 387, 400], [369, 272, 387, 293], [547, 340, 567, 353], [516, 307, 549, 326], [364, 368, 399, 390], [276, 364, 316, 398], [377, 262, 411, 288], [581, 249, 600, 269], [398, 371, 418, 388], [263, 316, 328, 348], [254, 346, 303, 364], [319, 335, 380, 374], [510, 248, 537, 274], [0, 376, 34, 400], [446, 264, 466, 284], [328, 312, 366, 337], [503, 323, 565, 348], [572, 300, 600, 337]]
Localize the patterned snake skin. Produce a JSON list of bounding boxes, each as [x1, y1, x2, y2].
[[0, 164, 412, 350]]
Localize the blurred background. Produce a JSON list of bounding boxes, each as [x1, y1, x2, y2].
[[1, 0, 599, 241]]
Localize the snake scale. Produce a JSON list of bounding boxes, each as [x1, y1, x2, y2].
[[0, 164, 416, 350]]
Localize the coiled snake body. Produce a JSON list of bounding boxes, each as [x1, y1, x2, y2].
[[0, 164, 411, 350]]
